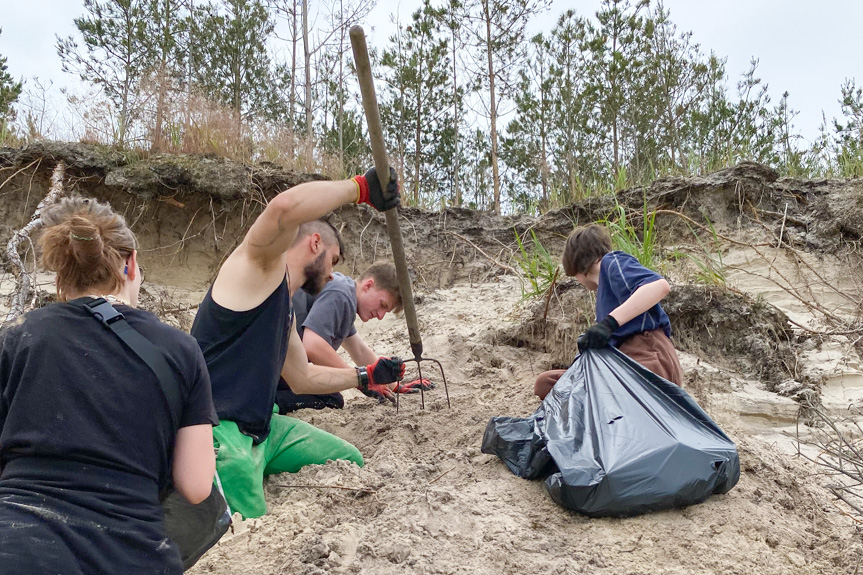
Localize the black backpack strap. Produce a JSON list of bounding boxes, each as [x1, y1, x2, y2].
[[77, 297, 182, 429]]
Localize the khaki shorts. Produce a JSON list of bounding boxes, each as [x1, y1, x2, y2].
[[533, 330, 682, 400]]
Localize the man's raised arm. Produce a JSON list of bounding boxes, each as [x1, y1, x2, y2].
[[213, 168, 399, 310]]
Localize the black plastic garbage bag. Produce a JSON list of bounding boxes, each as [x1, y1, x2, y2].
[[162, 482, 232, 570], [481, 347, 739, 517]]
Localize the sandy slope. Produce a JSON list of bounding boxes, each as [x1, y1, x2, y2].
[[172, 275, 861, 575], [2, 261, 862, 574], [2, 162, 862, 573]]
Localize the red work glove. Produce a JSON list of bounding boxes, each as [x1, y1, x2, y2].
[[395, 378, 434, 394], [358, 356, 405, 404], [352, 167, 400, 212], [367, 356, 405, 386]]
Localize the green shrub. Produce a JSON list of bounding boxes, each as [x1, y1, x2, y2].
[[600, 199, 660, 271], [513, 228, 561, 299]]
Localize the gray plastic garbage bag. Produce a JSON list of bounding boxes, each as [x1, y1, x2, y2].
[[481, 347, 739, 517]]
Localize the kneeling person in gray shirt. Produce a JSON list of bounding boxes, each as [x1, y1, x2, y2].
[[277, 261, 417, 412]]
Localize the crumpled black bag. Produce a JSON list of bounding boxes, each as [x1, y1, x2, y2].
[[162, 482, 232, 571], [481, 347, 739, 517]]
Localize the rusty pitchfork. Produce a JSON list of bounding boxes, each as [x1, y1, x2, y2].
[[349, 25, 450, 413]]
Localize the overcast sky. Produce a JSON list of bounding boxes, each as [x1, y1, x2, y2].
[[1, 0, 860, 143]]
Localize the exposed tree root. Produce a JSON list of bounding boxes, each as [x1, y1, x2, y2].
[[4, 161, 66, 322]]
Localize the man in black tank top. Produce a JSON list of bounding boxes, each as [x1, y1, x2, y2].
[[191, 168, 407, 519]]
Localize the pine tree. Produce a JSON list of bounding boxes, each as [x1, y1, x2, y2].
[[191, 0, 282, 137], [436, 0, 468, 207], [143, 0, 189, 151], [587, 0, 648, 182], [546, 10, 598, 201], [501, 33, 552, 212], [381, 0, 454, 206], [0, 29, 24, 134], [688, 53, 734, 172], [270, 0, 303, 156], [832, 79, 863, 176], [57, 0, 151, 146], [330, 0, 375, 174], [461, 0, 550, 214], [730, 58, 775, 164]]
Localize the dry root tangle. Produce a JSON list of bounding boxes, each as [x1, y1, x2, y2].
[[794, 399, 863, 524], [4, 161, 67, 322]]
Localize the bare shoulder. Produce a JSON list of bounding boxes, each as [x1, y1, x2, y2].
[[211, 243, 288, 312]]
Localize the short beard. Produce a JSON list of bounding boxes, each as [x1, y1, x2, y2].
[[301, 251, 328, 295]]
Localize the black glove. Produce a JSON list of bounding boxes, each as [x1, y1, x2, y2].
[[577, 315, 620, 352], [367, 356, 405, 386], [353, 166, 400, 212], [360, 382, 396, 404]]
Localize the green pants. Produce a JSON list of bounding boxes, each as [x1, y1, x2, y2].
[[213, 408, 363, 519]]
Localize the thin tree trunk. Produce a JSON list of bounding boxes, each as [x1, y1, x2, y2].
[[413, 32, 425, 206], [185, 0, 195, 146], [303, 0, 313, 158], [539, 52, 548, 208], [289, 0, 298, 158], [451, 30, 460, 207], [611, 29, 619, 176], [234, 50, 243, 146], [338, 2, 345, 175], [151, 0, 171, 153], [153, 71, 167, 152], [482, 0, 501, 215], [397, 80, 407, 182]]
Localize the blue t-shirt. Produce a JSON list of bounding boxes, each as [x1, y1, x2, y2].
[[595, 251, 672, 347]]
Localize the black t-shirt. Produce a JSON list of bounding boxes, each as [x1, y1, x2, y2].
[[0, 302, 217, 491], [191, 278, 292, 442]]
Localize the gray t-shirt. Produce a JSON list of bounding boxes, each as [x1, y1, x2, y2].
[[292, 272, 358, 350]]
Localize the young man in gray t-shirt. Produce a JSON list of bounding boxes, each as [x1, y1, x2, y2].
[[277, 262, 423, 412]]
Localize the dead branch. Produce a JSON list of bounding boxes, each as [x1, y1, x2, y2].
[[272, 483, 377, 494], [448, 231, 518, 275], [0, 158, 41, 195], [746, 201, 861, 309], [793, 399, 863, 522], [656, 208, 855, 327], [428, 467, 456, 485], [4, 162, 67, 322], [543, 267, 560, 322]]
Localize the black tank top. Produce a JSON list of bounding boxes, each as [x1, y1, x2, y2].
[[191, 277, 292, 443]]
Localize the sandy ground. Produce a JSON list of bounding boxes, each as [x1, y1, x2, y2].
[[172, 270, 860, 575]]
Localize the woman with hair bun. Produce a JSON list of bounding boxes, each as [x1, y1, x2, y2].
[[0, 197, 218, 574]]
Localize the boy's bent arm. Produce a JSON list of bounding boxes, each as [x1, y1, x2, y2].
[[341, 333, 378, 366], [282, 324, 358, 394], [608, 278, 670, 325]]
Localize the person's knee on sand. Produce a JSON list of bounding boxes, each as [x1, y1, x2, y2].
[[534, 369, 566, 400]]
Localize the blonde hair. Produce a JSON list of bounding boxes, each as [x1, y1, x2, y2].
[[39, 197, 137, 300], [359, 261, 403, 313]]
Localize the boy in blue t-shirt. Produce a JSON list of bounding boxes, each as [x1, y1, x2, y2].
[[534, 224, 682, 400]]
